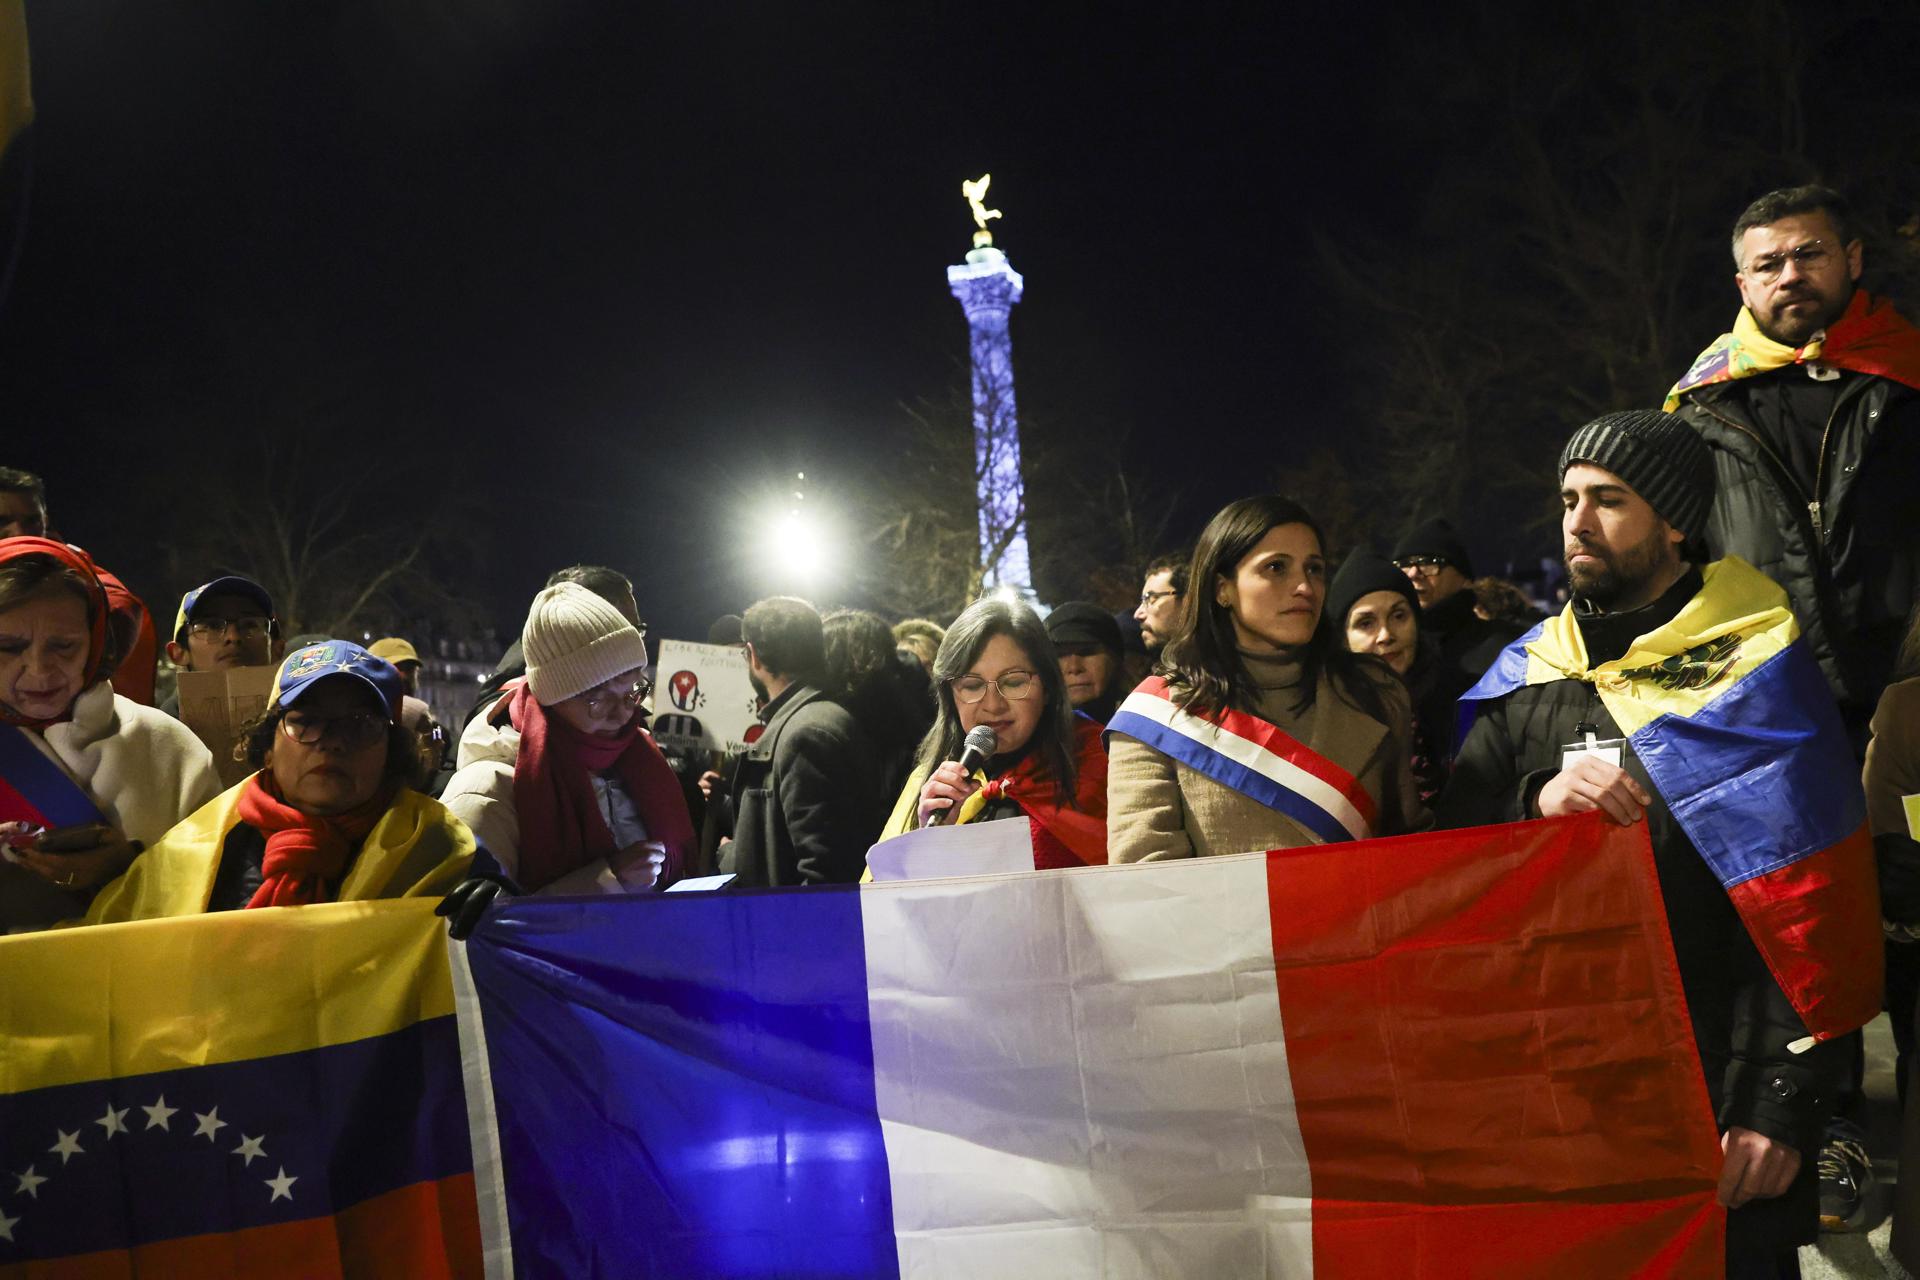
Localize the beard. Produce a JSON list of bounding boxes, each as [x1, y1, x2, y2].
[[1755, 279, 1854, 347], [1566, 525, 1671, 610]]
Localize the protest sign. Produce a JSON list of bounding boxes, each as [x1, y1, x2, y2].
[[175, 664, 276, 786], [648, 639, 760, 758]]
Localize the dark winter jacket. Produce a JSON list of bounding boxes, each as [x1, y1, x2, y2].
[[1437, 568, 1846, 1254], [1675, 368, 1920, 748], [722, 683, 884, 887], [1421, 587, 1524, 711]]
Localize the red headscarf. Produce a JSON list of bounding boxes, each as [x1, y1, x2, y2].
[[976, 716, 1110, 868], [0, 537, 112, 729], [235, 769, 394, 908], [501, 680, 695, 892]]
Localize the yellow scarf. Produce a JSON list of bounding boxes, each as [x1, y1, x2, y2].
[[1517, 558, 1795, 735]]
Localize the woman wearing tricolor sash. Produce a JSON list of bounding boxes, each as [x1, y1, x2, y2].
[[1106, 496, 1422, 862], [879, 597, 1108, 867], [0, 539, 219, 929]]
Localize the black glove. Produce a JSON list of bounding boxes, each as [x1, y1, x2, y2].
[[436, 874, 512, 941]]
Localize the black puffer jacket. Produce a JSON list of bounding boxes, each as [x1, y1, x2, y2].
[[1437, 571, 1848, 1254], [1422, 588, 1525, 709], [1676, 369, 1920, 748]]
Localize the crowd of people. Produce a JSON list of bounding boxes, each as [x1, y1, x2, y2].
[[6, 183, 1920, 1277]]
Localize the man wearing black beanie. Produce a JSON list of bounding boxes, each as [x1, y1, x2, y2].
[[1441, 409, 1880, 1276], [1390, 516, 1522, 711]]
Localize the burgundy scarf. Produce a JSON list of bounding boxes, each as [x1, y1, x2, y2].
[[503, 681, 694, 892], [236, 771, 391, 908]]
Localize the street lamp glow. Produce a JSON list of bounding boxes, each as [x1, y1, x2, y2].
[[768, 506, 834, 582]]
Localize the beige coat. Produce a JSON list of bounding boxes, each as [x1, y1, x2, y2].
[[1107, 650, 1424, 862]]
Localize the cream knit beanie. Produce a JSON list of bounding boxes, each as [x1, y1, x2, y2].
[[522, 583, 649, 705]]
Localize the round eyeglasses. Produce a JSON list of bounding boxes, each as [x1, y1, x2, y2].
[[949, 670, 1039, 704]]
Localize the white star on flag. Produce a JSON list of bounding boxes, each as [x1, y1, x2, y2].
[[192, 1107, 227, 1141], [233, 1135, 267, 1167], [264, 1167, 297, 1203], [0, 1208, 17, 1243], [95, 1104, 129, 1138], [14, 1166, 47, 1199], [141, 1096, 178, 1132], [48, 1130, 83, 1164]]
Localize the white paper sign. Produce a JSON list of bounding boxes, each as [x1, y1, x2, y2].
[[865, 819, 1037, 882], [650, 639, 761, 756]]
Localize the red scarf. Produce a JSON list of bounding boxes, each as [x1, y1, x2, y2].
[[0, 537, 111, 729], [236, 771, 392, 908], [1669, 289, 1920, 405], [502, 681, 695, 892], [976, 717, 1110, 868]]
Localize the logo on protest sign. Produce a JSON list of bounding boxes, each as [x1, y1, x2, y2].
[[653, 639, 760, 754], [668, 670, 703, 712], [651, 714, 705, 757]]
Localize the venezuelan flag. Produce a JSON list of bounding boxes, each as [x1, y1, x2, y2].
[[1462, 556, 1882, 1040], [0, 900, 479, 1278]]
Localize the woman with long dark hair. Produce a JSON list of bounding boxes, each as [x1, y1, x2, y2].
[[1106, 495, 1422, 861], [876, 597, 1107, 867]]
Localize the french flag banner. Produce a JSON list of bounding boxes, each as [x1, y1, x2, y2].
[[452, 813, 1724, 1278]]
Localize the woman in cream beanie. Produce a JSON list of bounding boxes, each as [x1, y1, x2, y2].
[[442, 583, 693, 894]]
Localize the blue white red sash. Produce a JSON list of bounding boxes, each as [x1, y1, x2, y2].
[[0, 721, 105, 829], [1106, 677, 1376, 844]]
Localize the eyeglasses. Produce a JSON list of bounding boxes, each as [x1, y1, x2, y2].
[[1392, 556, 1450, 575], [949, 670, 1039, 704], [1743, 241, 1837, 284], [1138, 589, 1180, 608], [577, 678, 652, 718], [189, 615, 269, 640], [281, 709, 388, 749]]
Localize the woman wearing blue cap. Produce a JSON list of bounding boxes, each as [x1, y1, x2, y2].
[[88, 640, 474, 920]]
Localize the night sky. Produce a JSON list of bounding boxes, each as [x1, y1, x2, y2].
[[2, 3, 1911, 643]]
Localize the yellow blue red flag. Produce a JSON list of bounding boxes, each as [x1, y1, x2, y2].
[[1461, 556, 1882, 1039], [0, 900, 479, 1277]]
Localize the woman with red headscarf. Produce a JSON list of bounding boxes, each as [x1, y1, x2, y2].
[[0, 538, 219, 928], [443, 583, 695, 894]]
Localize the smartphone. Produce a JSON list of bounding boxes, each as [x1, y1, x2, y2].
[[33, 823, 111, 854]]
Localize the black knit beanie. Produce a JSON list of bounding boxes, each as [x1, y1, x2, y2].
[[1557, 410, 1715, 544], [1327, 548, 1420, 632], [1390, 517, 1473, 578]]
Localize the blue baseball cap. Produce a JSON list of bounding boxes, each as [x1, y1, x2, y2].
[[173, 575, 276, 643], [270, 640, 405, 720]]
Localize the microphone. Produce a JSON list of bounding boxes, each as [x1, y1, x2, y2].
[[927, 724, 998, 826]]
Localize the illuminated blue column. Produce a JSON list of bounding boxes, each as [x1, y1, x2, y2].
[[948, 243, 1031, 594]]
